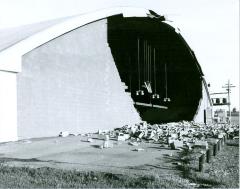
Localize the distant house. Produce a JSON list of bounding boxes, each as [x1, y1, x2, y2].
[[227, 108, 239, 125], [214, 108, 239, 125], [213, 109, 227, 123]]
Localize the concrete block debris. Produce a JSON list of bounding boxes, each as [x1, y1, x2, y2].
[[68, 133, 76, 136], [97, 141, 113, 149], [134, 131, 145, 139], [117, 133, 126, 141], [133, 148, 144, 152], [170, 140, 184, 150], [166, 153, 173, 157], [98, 134, 109, 141], [22, 139, 32, 144], [218, 133, 224, 139], [98, 129, 109, 134], [168, 137, 174, 145], [174, 140, 184, 149], [81, 138, 94, 143], [194, 140, 208, 149], [87, 138, 94, 143], [102, 141, 113, 148], [171, 133, 178, 139], [59, 131, 69, 137], [123, 133, 131, 140], [179, 130, 189, 137], [130, 125, 138, 134], [128, 141, 139, 146], [146, 130, 156, 139], [172, 162, 182, 166], [152, 133, 159, 141], [75, 121, 238, 152], [170, 142, 175, 150], [186, 142, 194, 150]]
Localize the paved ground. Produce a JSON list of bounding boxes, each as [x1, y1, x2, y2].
[[0, 135, 180, 176]]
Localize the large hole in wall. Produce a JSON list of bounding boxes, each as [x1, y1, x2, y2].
[[107, 14, 203, 124]]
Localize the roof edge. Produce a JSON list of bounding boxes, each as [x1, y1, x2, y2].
[[0, 7, 150, 55]]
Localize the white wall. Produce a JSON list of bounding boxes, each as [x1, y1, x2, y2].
[[194, 80, 212, 124], [17, 19, 140, 139], [0, 71, 18, 142]]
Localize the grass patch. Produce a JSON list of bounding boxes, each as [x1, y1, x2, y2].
[[176, 139, 239, 188], [226, 139, 239, 146], [0, 164, 190, 188]]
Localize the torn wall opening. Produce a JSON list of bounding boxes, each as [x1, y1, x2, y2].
[[107, 15, 203, 123]]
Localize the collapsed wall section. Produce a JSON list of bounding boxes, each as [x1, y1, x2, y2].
[[17, 19, 140, 139], [107, 15, 203, 123]]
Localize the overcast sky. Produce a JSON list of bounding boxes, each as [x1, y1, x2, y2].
[[0, 0, 239, 110]]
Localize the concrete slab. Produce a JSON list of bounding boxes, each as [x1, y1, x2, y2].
[[0, 135, 179, 176]]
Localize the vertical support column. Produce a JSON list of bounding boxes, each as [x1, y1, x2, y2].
[[199, 153, 205, 172], [0, 70, 18, 142], [213, 144, 217, 156], [223, 134, 226, 144], [217, 140, 221, 151], [221, 138, 224, 146], [206, 149, 211, 163]]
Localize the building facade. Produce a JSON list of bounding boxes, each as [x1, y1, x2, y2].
[[0, 7, 212, 142]]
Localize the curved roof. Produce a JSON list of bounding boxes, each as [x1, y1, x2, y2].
[[0, 7, 202, 75], [0, 7, 151, 54], [0, 16, 74, 53]]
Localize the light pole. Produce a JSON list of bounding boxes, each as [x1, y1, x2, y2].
[[222, 80, 235, 124]]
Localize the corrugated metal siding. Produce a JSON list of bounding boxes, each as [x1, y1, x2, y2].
[[17, 19, 140, 139]]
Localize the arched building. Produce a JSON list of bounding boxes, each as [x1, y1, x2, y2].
[[0, 7, 212, 142]]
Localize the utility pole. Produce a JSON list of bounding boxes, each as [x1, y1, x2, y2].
[[222, 80, 235, 124]]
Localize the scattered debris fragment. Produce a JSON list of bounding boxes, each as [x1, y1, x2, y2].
[[128, 141, 139, 146], [103, 141, 109, 148], [87, 138, 94, 143], [117, 133, 127, 141], [100, 141, 113, 149], [133, 148, 145, 152], [98, 134, 109, 141], [172, 162, 181, 166], [194, 140, 208, 149], [22, 140, 32, 144], [59, 131, 69, 137]]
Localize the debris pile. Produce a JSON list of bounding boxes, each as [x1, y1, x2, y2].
[[96, 121, 239, 150], [58, 121, 238, 151]]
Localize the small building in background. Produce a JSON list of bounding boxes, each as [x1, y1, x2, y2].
[[214, 108, 239, 125], [213, 109, 227, 123], [227, 108, 239, 125]]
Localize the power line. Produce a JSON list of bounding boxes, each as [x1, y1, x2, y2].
[[222, 80, 236, 124]]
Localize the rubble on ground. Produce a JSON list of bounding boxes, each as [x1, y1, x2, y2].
[[95, 121, 239, 150], [58, 121, 238, 151]]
